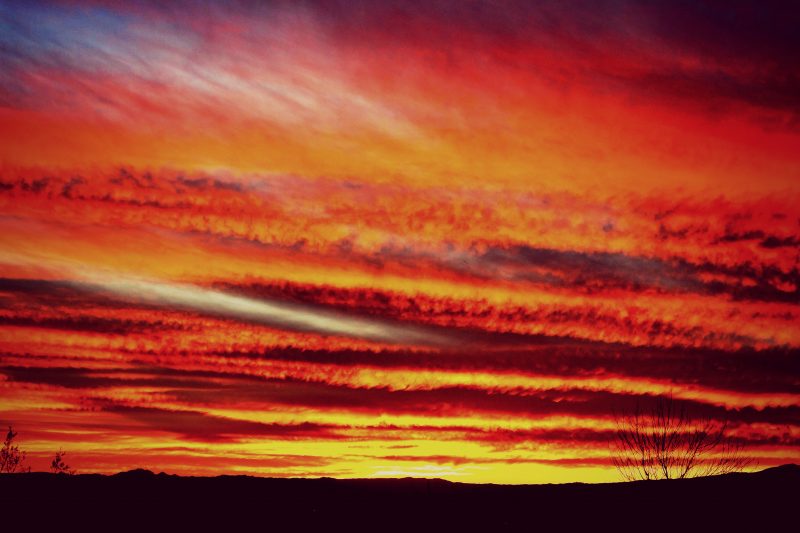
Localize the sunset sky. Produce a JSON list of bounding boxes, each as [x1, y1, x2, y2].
[[1, 0, 798, 483]]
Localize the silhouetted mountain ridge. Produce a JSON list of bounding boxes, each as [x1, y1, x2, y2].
[[102, 462, 798, 484], [2, 465, 797, 530]]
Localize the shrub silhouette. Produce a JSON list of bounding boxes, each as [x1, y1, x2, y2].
[[0, 426, 29, 474], [50, 449, 76, 475], [612, 395, 752, 480]]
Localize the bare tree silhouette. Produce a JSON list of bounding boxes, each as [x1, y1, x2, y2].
[[0, 426, 29, 474], [612, 396, 752, 481]]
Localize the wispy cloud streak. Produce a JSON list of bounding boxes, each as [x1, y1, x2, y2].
[[89, 276, 452, 347]]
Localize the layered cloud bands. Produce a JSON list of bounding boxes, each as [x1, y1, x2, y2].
[[1, 0, 798, 482]]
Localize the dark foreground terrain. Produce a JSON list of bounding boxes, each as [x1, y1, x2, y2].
[[2, 465, 798, 530]]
